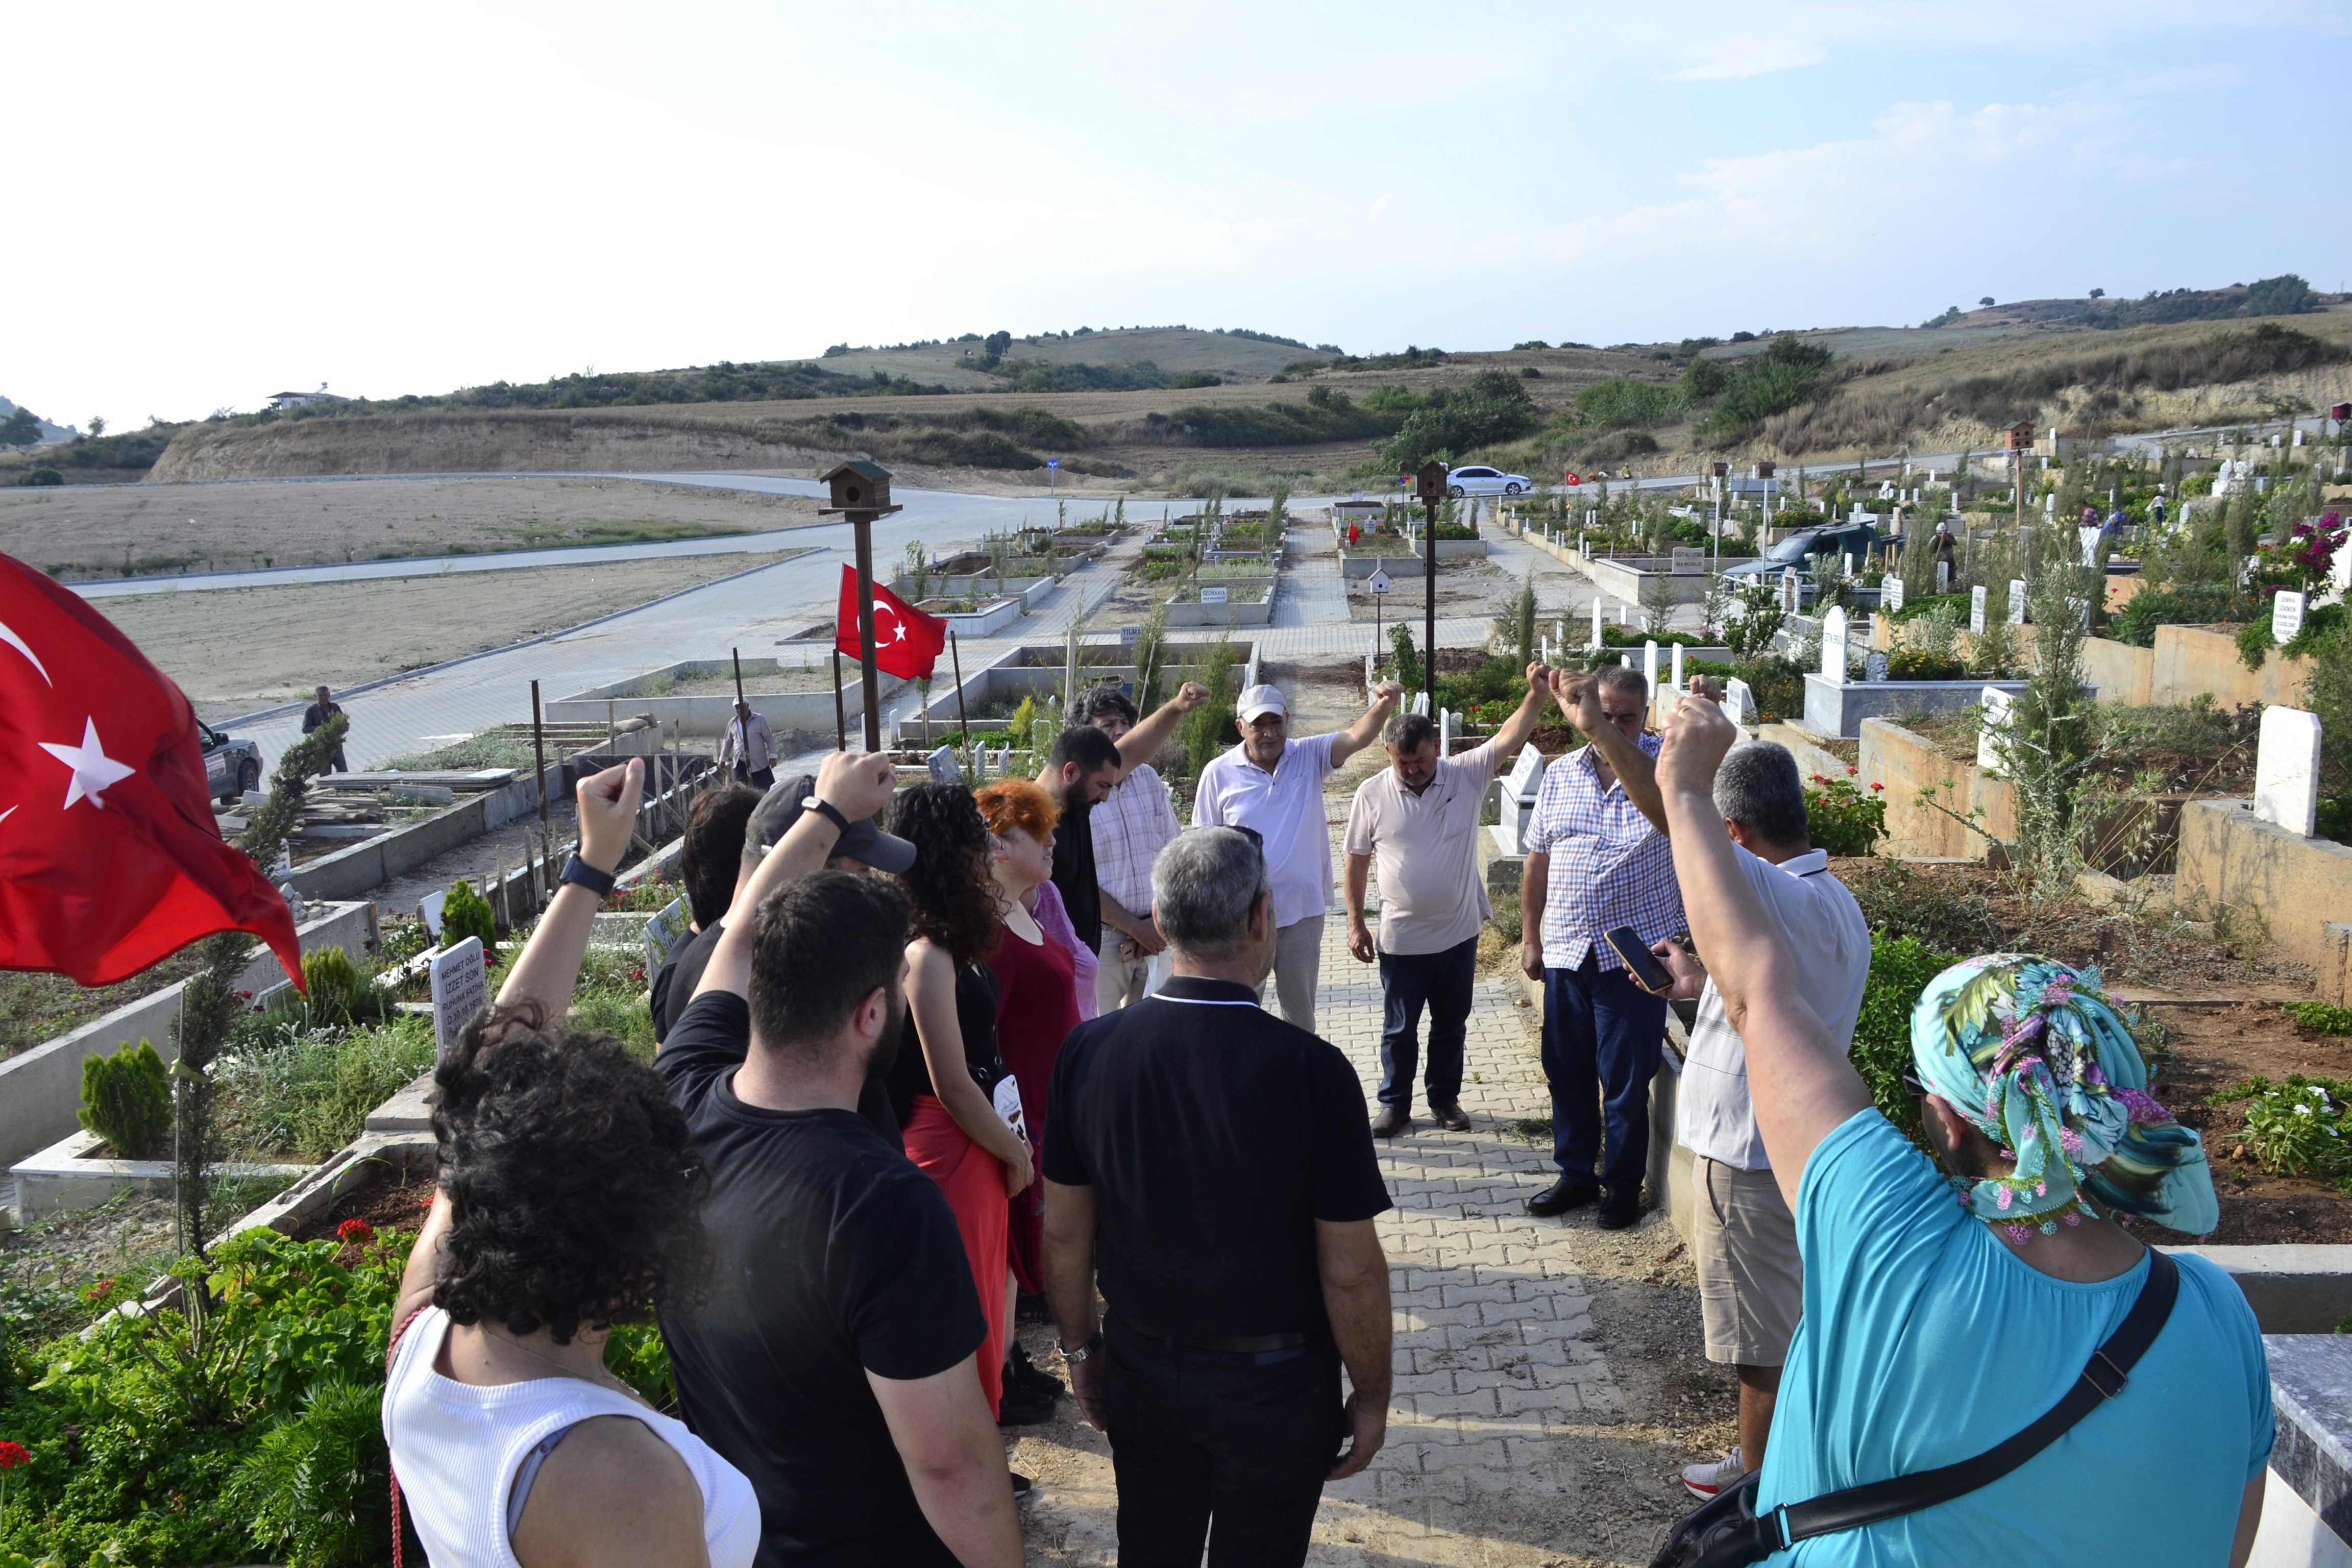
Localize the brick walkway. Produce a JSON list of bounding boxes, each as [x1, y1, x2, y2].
[[1015, 879, 1638, 1565]]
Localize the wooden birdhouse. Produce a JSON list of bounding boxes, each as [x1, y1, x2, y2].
[[819, 460, 900, 517], [1414, 460, 1449, 506], [2004, 420, 2037, 453]]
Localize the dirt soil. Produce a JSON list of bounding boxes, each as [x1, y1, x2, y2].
[[290, 1162, 439, 1244], [2, 947, 211, 1060], [2143, 1005, 2352, 1245], [6, 475, 822, 581], [94, 550, 800, 720]]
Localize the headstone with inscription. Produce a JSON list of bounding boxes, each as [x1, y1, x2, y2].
[[1670, 642, 1685, 692], [1590, 597, 1604, 649], [1498, 743, 1546, 852], [1643, 640, 1659, 696], [2253, 706, 2323, 838], [1865, 651, 1890, 683], [1724, 677, 1753, 726], [430, 937, 489, 1063], [1882, 574, 1905, 612], [2274, 590, 2308, 646], [1781, 568, 1801, 614], [1970, 585, 1988, 634], [1820, 606, 1849, 686], [1672, 546, 1707, 575], [2007, 580, 2027, 626], [1978, 688, 2015, 776], [1199, 586, 1228, 605]]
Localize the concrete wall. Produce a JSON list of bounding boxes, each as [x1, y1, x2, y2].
[[1803, 676, 2028, 740], [0, 901, 378, 1170], [2082, 636, 2156, 706], [2154, 625, 2317, 710], [548, 659, 906, 738], [1341, 555, 1424, 579], [1166, 581, 1276, 627], [1858, 717, 2017, 860], [2176, 800, 2352, 1004]]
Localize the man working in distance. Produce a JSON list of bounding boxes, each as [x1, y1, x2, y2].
[[720, 699, 779, 792]]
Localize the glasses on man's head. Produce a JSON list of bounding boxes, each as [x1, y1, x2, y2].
[[1223, 824, 1264, 854], [1900, 1063, 1926, 1098]]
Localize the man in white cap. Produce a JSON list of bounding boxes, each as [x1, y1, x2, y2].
[[1192, 678, 1403, 1034]]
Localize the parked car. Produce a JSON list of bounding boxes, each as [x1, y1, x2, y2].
[[1446, 465, 1530, 497], [1720, 521, 1896, 583], [200, 720, 263, 803]]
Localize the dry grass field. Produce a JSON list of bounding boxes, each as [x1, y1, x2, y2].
[[93, 549, 800, 718], [3, 475, 822, 580]]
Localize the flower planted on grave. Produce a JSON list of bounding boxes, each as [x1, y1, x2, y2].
[[0, 1440, 27, 1539], [1804, 769, 1888, 858]]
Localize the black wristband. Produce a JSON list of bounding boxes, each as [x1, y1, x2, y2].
[[801, 796, 851, 837], [559, 854, 617, 898]]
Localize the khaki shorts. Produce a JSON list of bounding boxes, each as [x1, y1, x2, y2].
[[1692, 1156, 1802, 1367]]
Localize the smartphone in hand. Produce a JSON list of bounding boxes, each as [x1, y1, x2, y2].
[[1605, 925, 1676, 995]]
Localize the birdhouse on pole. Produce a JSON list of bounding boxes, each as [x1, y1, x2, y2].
[[1414, 460, 1449, 508], [819, 460, 901, 519], [2003, 421, 2037, 453]]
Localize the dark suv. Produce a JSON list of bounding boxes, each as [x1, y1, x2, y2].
[[199, 720, 263, 803], [1721, 521, 1896, 582]]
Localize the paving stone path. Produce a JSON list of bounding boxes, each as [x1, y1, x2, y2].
[[1013, 843, 1656, 1566]]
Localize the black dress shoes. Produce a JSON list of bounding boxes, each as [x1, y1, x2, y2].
[[1526, 1177, 1600, 1217], [1371, 1106, 1411, 1138], [1596, 1187, 1645, 1230]]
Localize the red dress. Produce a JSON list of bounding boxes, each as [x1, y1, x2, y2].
[[992, 919, 1080, 1293]]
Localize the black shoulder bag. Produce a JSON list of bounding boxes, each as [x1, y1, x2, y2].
[[1651, 1248, 2178, 1568]]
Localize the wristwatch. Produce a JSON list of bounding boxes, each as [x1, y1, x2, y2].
[[800, 796, 851, 836], [1059, 1330, 1104, 1364], [559, 854, 618, 898]]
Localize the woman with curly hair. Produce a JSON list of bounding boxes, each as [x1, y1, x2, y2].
[[972, 778, 1084, 1314], [385, 758, 758, 1568], [884, 782, 1034, 1425]]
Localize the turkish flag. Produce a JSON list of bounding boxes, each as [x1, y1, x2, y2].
[[0, 554, 303, 988], [835, 565, 948, 680]]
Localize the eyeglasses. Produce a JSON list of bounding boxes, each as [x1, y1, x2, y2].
[[1900, 1063, 1926, 1098]]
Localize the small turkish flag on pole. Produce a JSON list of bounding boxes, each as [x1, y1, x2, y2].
[[0, 554, 303, 988], [835, 565, 948, 681]]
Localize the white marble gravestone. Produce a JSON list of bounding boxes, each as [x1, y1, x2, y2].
[[1883, 574, 1905, 612], [2274, 591, 2308, 646], [1781, 568, 1801, 613], [1865, 651, 1890, 683], [1724, 677, 1753, 726], [2007, 580, 2027, 625], [1670, 642, 1685, 692], [430, 937, 489, 1064], [1970, 585, 1988, 634], [1591, 598, 1604, 649], [1938, 560, 1952, 592], [2080, 527, 2101, 568], [1643, 640, 1659, 696], [1672, 546, 1707, 575], [1978, 688, 2014, 776], [2254, 706, 2322, 838], [1820, 606, 1849, 686], [1498, 742, 1546, 852]]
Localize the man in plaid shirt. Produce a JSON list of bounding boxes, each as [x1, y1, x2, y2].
[[1519, 665, 1683, 1229], [1076, 686, 1183, 1011]]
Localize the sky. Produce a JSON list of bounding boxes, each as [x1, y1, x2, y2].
[[9, 0, 2349, 431]]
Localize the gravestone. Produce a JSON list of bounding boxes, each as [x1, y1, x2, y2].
[[645, 896, 693, 970], [1643, 640, 1659, 696], [2007, 580, 2027, 625], [1937, 560, 1952, 592], [1670, 642, 1685, 692], [417, 890, 447, 941], [1970, 585, 1988, 634], [2079, 526, 2101, 569], [1781, 568, 1801, 614], [1820, 606, 1849, 686], [429, 937, 488, 1063], [926, 745, 963, 784], [1590, 598, 1604, 649], [2254, 706, 2323, 837], [1120, 624, 1140, 643], [2274, 590, 2308, 646], [1672, 547, 1707, 575], [1882, 573, 1904, 612], [1199, 586, 1228, 605], [1410, 691, 1430, 717], [1498, 742, 1546, 852], [1865, 651, 1890, 683], [1724, 677, 1753, 726], [1978, 688, 2014, 775]]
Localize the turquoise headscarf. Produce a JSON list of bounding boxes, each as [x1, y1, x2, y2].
[[1910, 954, 2218, 1240]]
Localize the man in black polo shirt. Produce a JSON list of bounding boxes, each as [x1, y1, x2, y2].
[[1042, 826, 1394, 1568]]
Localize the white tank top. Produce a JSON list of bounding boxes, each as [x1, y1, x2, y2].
[[383, 1306, 760, 1568]]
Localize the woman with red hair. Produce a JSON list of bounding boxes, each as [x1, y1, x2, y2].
[[972, 780, 1083, 1323]]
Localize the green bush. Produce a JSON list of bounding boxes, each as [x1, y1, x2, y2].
[[1389, 623, 1423, 697], [301, 944, 363, 1015], [1885, 648, 1965, 681], [1568, 377, 1685, 430], [1696, 336, 1835, 438], [1182, 635, 1238, 780], [2109, 582, 2248, 647], [2210, 1076, 2352, 1183], [442, 878, 496, 953], [231, 1378, 394, 1567], [1852, 934, 1958, 1147], [2286, 1001, 2352, 1036], [1804, 771, 1887, 857], [1374, 372, 1539, 468], [78, 1038, 172, 1158], [216, 1014, 437, 1161]]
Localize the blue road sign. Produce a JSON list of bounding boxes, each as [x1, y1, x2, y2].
[[1047, 458, 1060, 469]]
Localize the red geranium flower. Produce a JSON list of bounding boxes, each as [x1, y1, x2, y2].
[[82, 1278, 115, 1304], [0, 1441, 29, 1469], [337, 1218, 374, 1244]]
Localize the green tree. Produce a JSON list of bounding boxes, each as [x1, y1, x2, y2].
[[0, 407, 41, 448]]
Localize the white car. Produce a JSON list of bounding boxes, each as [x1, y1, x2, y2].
[[1446, 465, 1530, 497]]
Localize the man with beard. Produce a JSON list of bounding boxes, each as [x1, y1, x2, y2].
[[657, 749, 1023, 1568]]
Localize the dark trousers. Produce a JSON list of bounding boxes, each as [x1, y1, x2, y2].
[[1376, 935, 1477, 1112], [1104, 1322, 1343, 1568], [1541, 954, 1667, 1197]]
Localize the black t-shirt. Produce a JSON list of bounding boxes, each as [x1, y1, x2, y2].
[[1043, 976, 1392, 1342], [1048, 798, 1102, 950], [662, 923, 902, 1150], [884, 960, 1002, 1129], [657, 992, 986, 1568]]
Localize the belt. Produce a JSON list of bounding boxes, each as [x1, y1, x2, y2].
[[1112, 1311, 1319, 1356]]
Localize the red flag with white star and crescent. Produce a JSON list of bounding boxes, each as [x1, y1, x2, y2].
[[0, 553, 303, 988], [834, 564, 948, 680]]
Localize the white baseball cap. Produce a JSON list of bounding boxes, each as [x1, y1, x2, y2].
[[1236, 684, 1287, 723]]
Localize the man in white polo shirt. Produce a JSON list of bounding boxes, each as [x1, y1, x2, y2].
[[1192, 678, 1402, 1035], [1570, 719, 1872, 1502], [1343, 662, 1553, 1137]]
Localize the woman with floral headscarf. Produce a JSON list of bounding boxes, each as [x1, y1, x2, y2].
[[1648, 688, 2271, 1568]]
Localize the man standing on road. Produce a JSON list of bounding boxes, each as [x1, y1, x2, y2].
[[1343, 662, 1552, 1138], [1040, 683, 1212, 1006], [1074, 684, 1183, 1013], [1558, 723, 1872, 1499], [720, 699, 779, 791], [301, 684, 349, 772], [1042, 827, 1393, 1568], [1518, 666, 1682, 1230], [1193, 680, 1401, 1035]]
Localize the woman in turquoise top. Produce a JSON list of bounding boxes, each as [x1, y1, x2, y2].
[[1650, 691, 2270, 1568]]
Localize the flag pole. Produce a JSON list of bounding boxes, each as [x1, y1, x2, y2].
[[530, 680, 549, 831], [832, 648, 847, 751], [950, 631, 969, 748], [731, 646, 744, 708], [854, 519, 883, 754]]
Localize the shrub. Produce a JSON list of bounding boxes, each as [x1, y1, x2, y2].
[[2210, 1076, 2352, 1183], [1008, 695, 1039, 749], [2110, 582, 2248, 647], [1851, 934, 1956, 1146], [15, 466, 62, 486], [1697, 335, 1835, 439], [1805, 770, 1886, 857], [301, 944, 362, 1015], [441, 879, 496, 953], [1886, 648, 1965, 681], [1568, 376, 1685, 430], [79, 1038, 172, 1158], [1389, 622, 1423, 696], [1841, 860, 2007, 955], [1374, 372, 1539, 468], [2286, 1001, 2352, 1036], [232, 1377, 393, 1567], [1182, 635, 1237, 780]]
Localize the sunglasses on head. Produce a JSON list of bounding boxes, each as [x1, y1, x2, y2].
[[1901, 1063, 1926, 1098]]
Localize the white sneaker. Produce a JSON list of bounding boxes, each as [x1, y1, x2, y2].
[[1681, 1446, 1745, 1500]]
